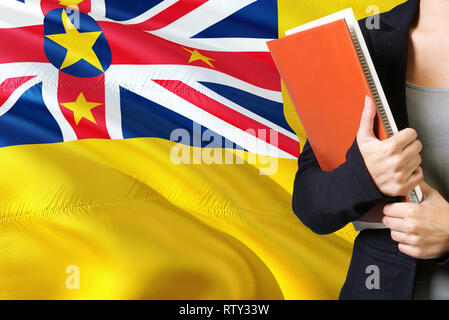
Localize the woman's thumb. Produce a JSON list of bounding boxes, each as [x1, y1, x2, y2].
[[357, 95, 377, 140]]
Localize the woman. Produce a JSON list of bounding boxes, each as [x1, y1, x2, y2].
[[292, 0, 449, 299]]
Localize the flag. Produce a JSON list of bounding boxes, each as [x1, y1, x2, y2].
[[0, 0, 403, 299]]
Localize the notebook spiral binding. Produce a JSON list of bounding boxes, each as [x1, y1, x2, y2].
[[348, 26, 421, 204]]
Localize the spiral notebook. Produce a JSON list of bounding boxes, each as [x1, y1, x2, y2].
[[267, 8, 422, 230]]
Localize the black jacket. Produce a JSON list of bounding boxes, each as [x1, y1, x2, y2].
[[292, 0, 449, 299]]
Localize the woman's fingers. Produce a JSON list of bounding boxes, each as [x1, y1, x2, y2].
[[405, 166, 424, 192], [402, 139, 423, 160], [388, 128, 418, 151], [382, 216, 408, 233], [391, 230, 418, 245]]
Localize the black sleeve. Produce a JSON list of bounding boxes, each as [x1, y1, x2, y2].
[[292, 138, 395, 235], [435, 255, 449, 266]]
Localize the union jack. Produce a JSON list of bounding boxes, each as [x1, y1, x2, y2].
[[0, 0, 300, 158]]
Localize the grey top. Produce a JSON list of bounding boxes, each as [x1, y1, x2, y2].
[[406, 81, 449, 300]]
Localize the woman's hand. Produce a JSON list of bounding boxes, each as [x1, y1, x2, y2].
[[383, 182, 449, 259], [357, 95, 424, 197]]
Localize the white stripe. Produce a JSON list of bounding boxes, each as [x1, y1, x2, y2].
[[106, 65, 291, 138], [90, 0, 106, 19], [147, 0, 272, 52], [0, 0, 43, 28], [0, 77, 40, 117], [194, 82, 297, 140], [152, 0, 256, 39], [119, 0, 178, 24], [39, 67, 78, 142], [94, 0, 179, 25], [0, 63, 47, 115], [146, 33, 270, 52], [0, 62, 77, 141], [120, 80, 292, 158], [107, 64, 282, 103], [104, 76, 123, 139], [105, 65, 295, 158]]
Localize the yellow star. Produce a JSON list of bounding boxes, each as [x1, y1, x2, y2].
[[59, 0, 83, 9], [182, 47, 215, 68], [46, 9, 104, 71], [60, 92, 102, 125]]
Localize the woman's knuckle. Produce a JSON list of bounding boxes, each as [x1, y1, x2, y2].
[[384, 142, 397, 156], [392, 171, 403, 183], [407, 128, 418, 139], [390, 231, 397, 241], [410, 235, 420, 246], [416, 154, 423, 165], [390, 160, 402, 174], [406, 206, 416, 216], [391, 183, 403, 195], [407, 221, 418, 233], [416, 140, 423, 151]]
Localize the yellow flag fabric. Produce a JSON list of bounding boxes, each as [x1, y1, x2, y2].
[[0, 138, 353, 299], [0, 0, 404, 299]]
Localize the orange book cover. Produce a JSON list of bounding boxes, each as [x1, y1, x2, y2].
[[267, 19, 387, 172]]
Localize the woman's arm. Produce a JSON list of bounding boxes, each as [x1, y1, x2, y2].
[[292, 139, 387, 234], [292, 96, 423, 234]]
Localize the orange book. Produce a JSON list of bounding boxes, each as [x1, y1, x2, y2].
[[267, 8, 422, 228]]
